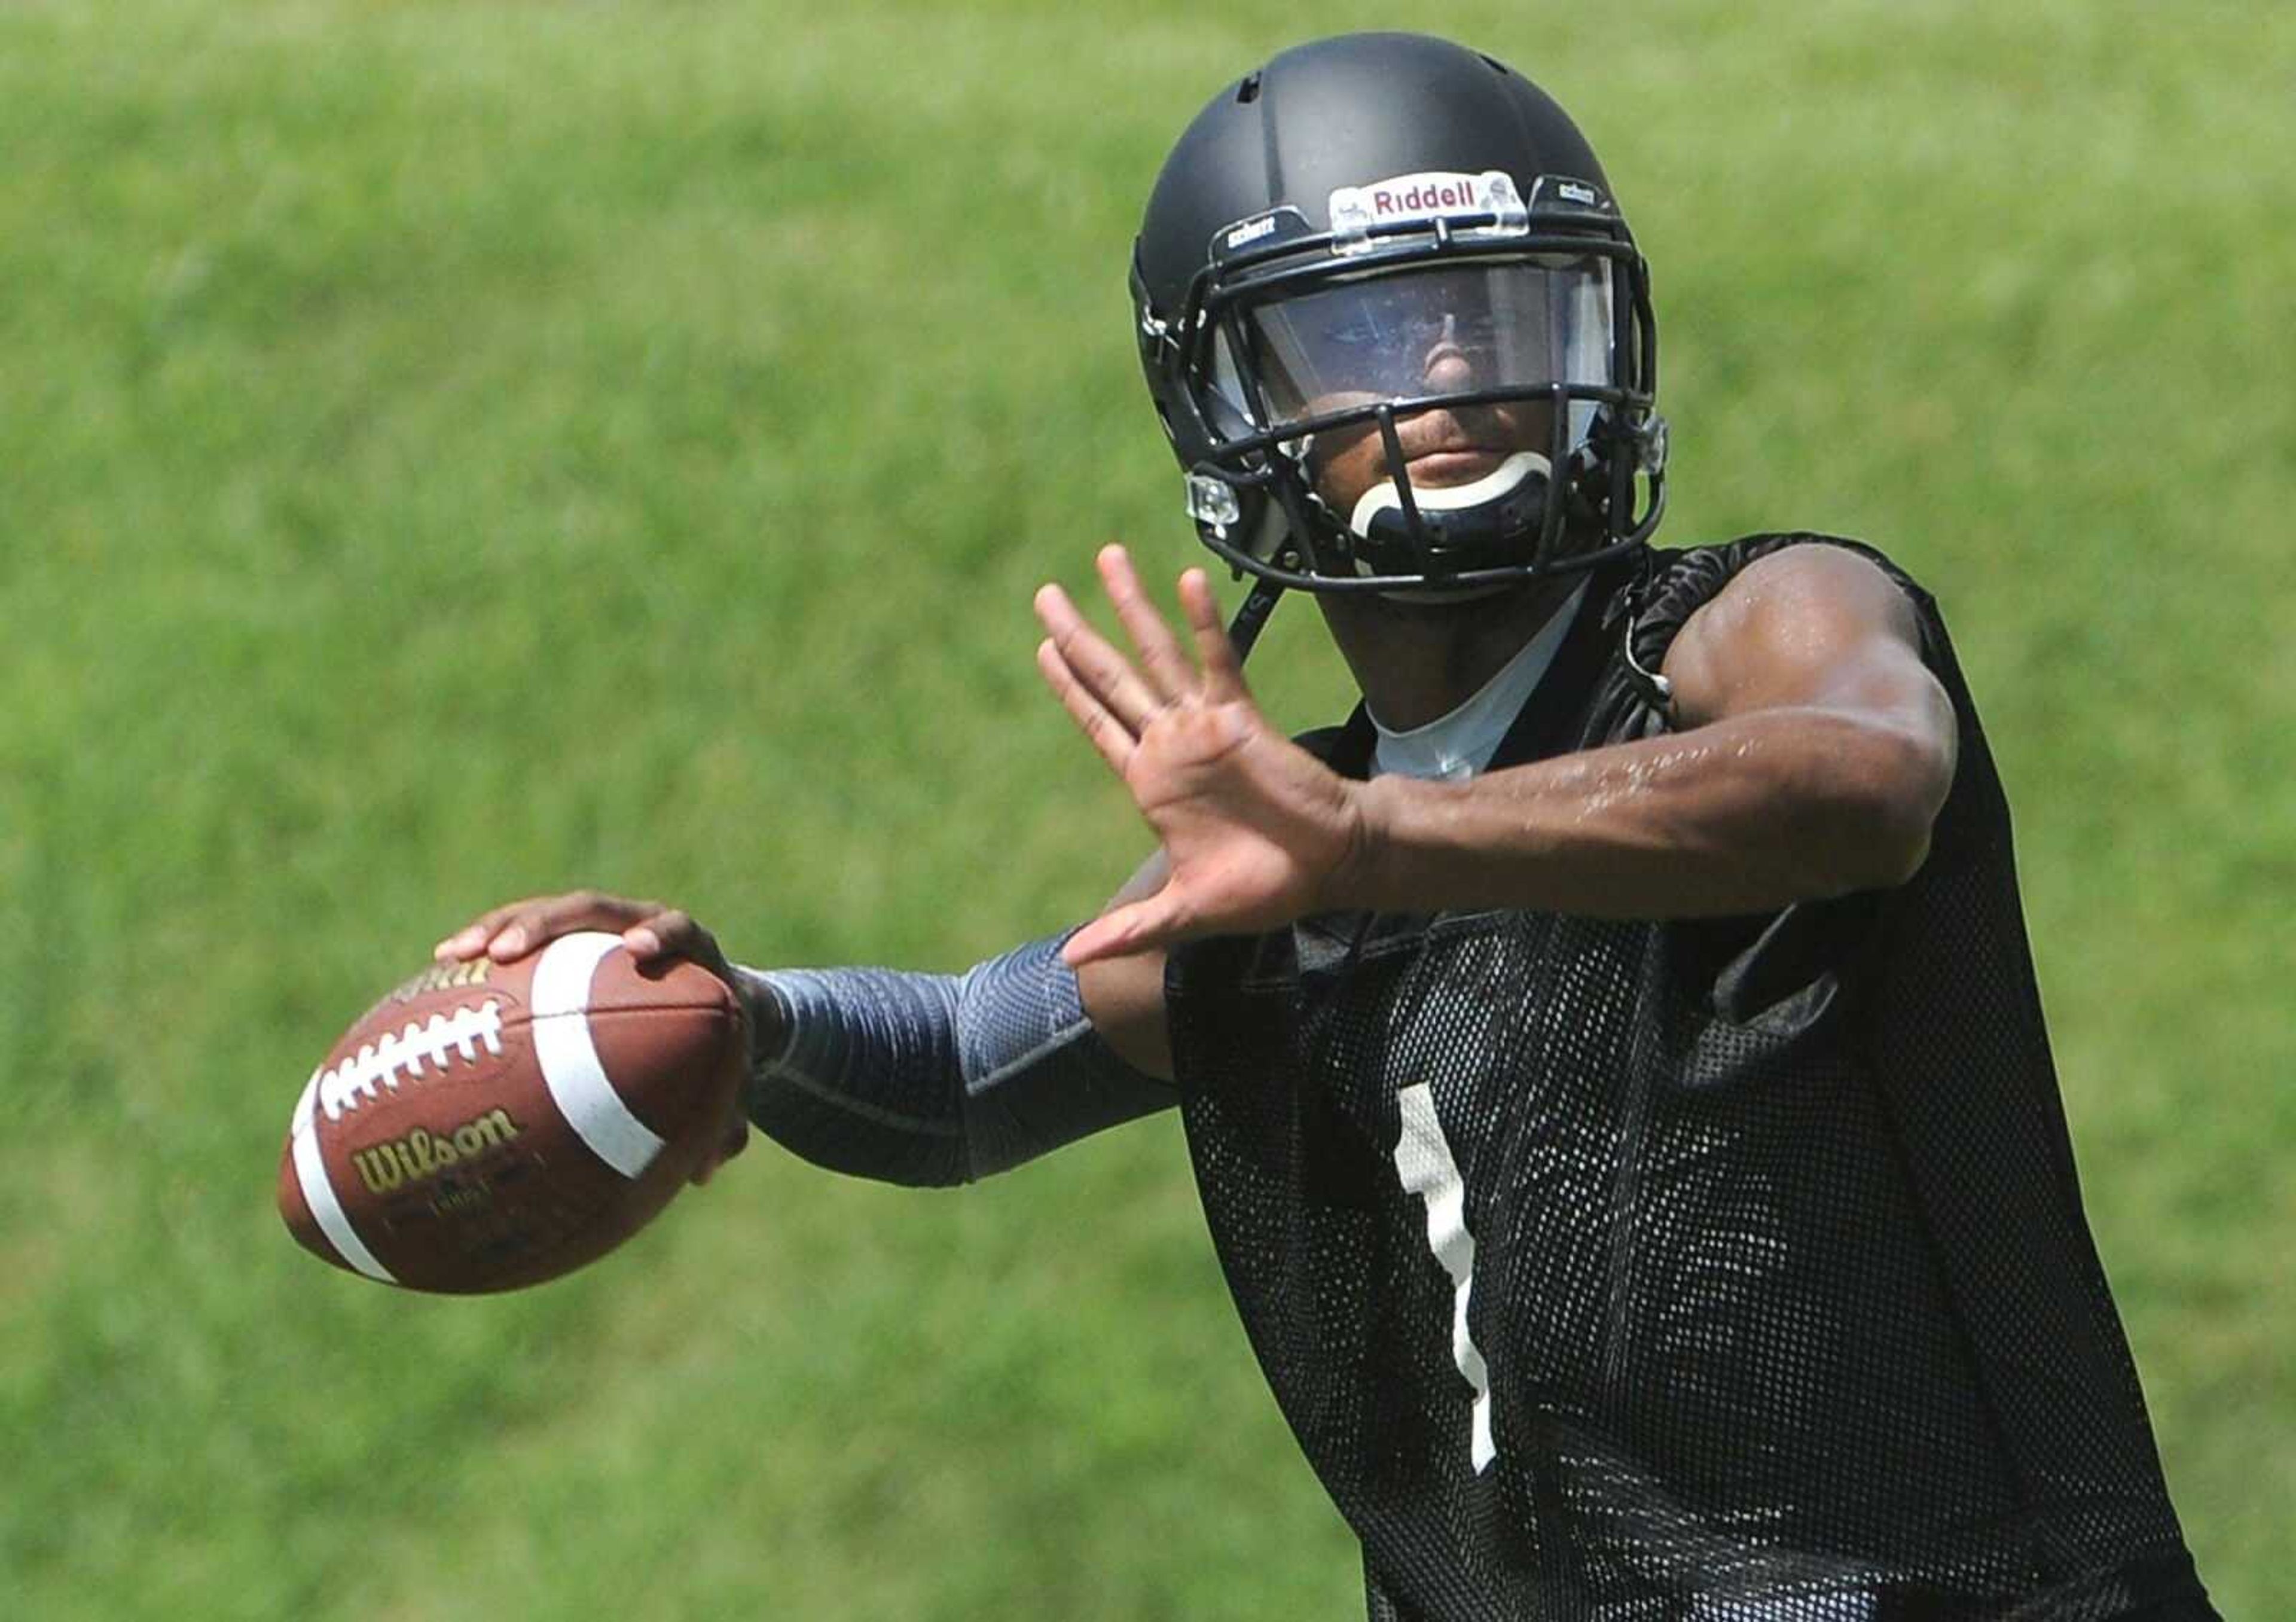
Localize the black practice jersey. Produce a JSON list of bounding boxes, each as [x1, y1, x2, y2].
[[1164, 536, 2212, 1621]]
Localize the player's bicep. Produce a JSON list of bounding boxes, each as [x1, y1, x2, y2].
[[1666, 544, 1957, 775]]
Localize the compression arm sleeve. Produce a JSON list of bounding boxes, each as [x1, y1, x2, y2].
[[730, 932, 1178, 1188]]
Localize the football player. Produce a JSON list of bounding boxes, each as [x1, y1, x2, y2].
[[439, 32, 2216, 1620]]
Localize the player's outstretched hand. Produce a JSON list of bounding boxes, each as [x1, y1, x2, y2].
[[1034, 544, 1367, 966], [433, 891, 756, 1182]]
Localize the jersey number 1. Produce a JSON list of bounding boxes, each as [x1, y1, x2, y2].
[[1392, 1083, 1497, 1473]]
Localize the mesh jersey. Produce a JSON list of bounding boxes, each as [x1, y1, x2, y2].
[[1164, 535, 2213, 1622]]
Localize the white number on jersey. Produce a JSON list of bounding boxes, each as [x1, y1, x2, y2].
[[1391, 1082, 1497, 1473]]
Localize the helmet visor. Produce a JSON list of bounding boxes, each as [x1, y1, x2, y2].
[[1220, 257, 1616, 432]]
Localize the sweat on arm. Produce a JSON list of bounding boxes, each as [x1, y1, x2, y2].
[[1334, 543, 1961, 922]]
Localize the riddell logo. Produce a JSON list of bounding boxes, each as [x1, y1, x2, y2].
[[1327, 170, 1524, 250], [1366, 178, 1479, 218]]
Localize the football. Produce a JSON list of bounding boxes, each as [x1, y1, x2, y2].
[[279, 932, 746, 1293]]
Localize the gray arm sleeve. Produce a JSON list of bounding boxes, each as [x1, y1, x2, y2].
[[730, 931, 1178, 1188]]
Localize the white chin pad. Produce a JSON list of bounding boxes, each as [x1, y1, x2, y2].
[[1348, 450, 1549, 539]]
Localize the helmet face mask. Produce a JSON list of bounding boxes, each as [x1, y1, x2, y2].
[[1132, 35, 1669, 599]]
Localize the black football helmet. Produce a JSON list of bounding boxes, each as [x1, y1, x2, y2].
[[1132, 33, 1666, 622]]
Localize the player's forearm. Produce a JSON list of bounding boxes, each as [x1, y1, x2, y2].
[[736, 933, 1177, 1187], [1336, 708, 1947, 920]]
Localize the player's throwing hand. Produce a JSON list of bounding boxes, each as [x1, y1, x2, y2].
[[1034, 544, 1369, 965], [432, 891, 756, 1183]]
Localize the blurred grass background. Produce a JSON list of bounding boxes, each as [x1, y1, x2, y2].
[[1, 1, 2288, 1615]]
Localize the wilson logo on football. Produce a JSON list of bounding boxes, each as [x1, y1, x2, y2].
[[351, 1108, 523, 1194]]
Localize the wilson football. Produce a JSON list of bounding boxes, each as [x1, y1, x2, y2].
[[279, 932, 746, 1293]]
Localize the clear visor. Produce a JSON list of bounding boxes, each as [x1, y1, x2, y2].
[[1208, 257, 1616, 434]]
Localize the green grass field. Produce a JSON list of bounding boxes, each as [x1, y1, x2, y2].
[[2, 1, 2289, 1615]]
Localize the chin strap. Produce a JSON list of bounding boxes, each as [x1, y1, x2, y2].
[[1226, 577, 1286, 664]]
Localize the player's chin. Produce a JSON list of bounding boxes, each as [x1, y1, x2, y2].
[[1366, 584, 1536, 624]]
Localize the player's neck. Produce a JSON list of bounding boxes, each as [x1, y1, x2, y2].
[[1318, 577, 1583, 732]]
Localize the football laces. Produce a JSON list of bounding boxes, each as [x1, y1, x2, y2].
[[313, 1001, 506, 1121]]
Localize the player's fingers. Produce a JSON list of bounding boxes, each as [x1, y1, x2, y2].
[[1034, 582, 1162, 731], [625, 910, 731, 982], [487, 890, 659, 962], [689, 1112, 750, 1186], [1062, 893, 1190, 967], [1178, 568, 1251, 704], [1037, 638, 1138, 777], [623, 907, 691, 960], [1097, 544, 1195, 703], [434, 897, 548, 962]]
